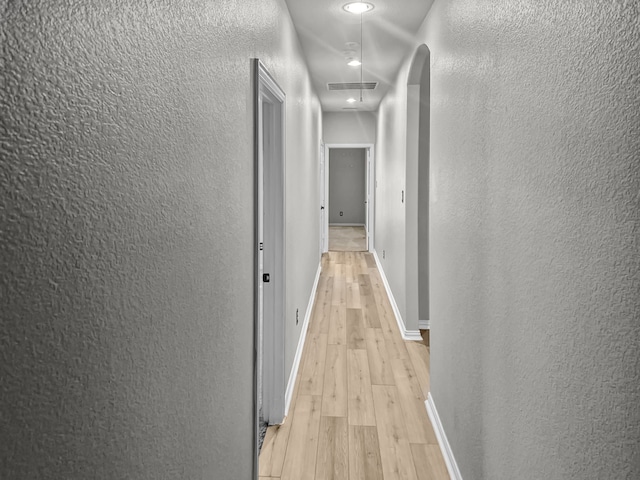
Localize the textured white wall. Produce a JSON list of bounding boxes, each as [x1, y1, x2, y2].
[[0, 1, 321, 478], [323, 112, 377, 144], [377, 0, 640, 478]]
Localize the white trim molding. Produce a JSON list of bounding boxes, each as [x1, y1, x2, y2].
[[372, 250, 422, 341], [284, 261, 322, 417], [426, 393, 463, 480], [419, 319, 430, 330]]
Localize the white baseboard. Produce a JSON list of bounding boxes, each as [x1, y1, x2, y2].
[[371, 250, 422, 341], [284, 261, 322, 417], [426, 393, 463, 480], [419, 319, 430, 330], [329, 223, 365, 227]]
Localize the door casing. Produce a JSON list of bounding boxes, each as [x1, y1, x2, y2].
[[254, 60, 286, 439]]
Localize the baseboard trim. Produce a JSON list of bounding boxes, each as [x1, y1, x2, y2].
[[419, 319, 430, 330], [284, 261, 322, 417], [329, 223, 365, 227], [426, 393, 463, 480], [371, 250, 422, 341]]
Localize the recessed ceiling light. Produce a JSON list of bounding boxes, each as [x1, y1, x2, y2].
[[343, 2, 374, 14], [347, 98, 357, 103], [347, 58, 362, 67]]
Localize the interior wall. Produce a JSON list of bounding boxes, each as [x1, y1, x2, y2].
[[280, 21, 324, 396], [417, 58, 430, 322], [405, 84, 420, 331], [376, 72, 409, 326], [328, 148, 366, 224], [323, 111, 377, 144], [0, 1, 321, 479], [375, 0, 640, 478]]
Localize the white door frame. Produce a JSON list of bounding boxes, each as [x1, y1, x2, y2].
[[406, 45, 431, 331], [254, 60, 286, 431], [322, 143, 375, 252]]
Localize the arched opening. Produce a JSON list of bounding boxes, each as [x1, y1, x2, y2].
[[405, 45, 431, 338]]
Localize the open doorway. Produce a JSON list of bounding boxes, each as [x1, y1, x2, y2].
[[405, 44, 430, 332], [329, 147, 366, 251], [405, 44, 431, 388], [253, 60, 286, 461], [322, 143, 374, 253]]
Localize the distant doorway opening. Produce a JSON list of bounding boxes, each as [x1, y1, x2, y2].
[[322, 144, 375, 253]]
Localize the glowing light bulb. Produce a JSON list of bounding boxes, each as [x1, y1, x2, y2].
[[343, 2, 374, 14]]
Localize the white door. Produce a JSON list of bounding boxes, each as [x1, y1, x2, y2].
[[255, 60, 286, 426], [257, 93, 265, 424]]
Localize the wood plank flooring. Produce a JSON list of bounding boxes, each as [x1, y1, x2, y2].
[[329, 226, 367, 251], [259, 252, 448, 480]]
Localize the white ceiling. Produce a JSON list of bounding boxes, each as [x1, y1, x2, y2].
[[284, 0, 433, 112]]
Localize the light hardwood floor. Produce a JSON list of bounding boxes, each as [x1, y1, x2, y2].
[[329, 226, 367, 252], [259, 252, 448, 480]]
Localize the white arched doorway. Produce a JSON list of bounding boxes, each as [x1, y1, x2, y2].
[[405, 44, 431, 331]]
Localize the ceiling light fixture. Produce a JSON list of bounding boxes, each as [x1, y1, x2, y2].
[[347, 98, 357, 103], [343, 2, 374, 14], [342, 3, 373, 104]]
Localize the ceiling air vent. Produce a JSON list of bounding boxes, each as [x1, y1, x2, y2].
[[327, 82, 378, 91]]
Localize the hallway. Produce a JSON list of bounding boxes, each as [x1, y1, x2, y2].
[[2, 1, 638, 478], [259, 252, 448, 479]]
